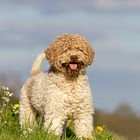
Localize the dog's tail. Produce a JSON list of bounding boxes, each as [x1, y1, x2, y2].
[[30, 52, 46, 76]]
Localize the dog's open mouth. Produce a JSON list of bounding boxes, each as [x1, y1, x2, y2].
[[61, 61, 84, 77], [69, 63, 78, 70], [62, 61, 84, 72]]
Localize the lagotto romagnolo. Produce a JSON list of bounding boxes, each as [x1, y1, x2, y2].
[[19, 34, 95, 139]]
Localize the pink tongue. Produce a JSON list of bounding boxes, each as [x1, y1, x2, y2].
[[69, 64, 77, 70]]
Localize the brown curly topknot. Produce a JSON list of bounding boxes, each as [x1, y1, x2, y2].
[[44, 33, 95, 74]]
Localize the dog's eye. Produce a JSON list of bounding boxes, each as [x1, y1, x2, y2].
[[79, 49, 87, 55], [77, 48, 83, 52]]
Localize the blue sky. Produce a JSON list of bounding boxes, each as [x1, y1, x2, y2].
[[0, 0, 140, 112]]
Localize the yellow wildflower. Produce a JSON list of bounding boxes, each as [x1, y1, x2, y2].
[[13, 104, 20, 109], [95, 125, 104, 133]]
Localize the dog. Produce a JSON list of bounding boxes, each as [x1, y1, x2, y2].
[[19, 33, 95, 139]]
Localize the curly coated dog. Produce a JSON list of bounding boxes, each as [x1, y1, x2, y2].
[[19, 34, 95, 139]]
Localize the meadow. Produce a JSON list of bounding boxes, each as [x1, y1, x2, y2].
[[0, 86, 118, 140]]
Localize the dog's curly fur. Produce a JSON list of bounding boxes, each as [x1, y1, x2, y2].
[[19, 34, 95, 139]]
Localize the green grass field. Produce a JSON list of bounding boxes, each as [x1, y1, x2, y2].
[[0, 86, 123, 140], [0, 110, 114, 140]]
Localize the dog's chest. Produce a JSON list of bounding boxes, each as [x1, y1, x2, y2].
[[54, 76, 92, 117], [50, 74, 88, 103], [31, 73, 91, 114]]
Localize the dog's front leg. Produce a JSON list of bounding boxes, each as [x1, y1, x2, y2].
[[73, 113, 94, 139], [44, 108, 67, 137]]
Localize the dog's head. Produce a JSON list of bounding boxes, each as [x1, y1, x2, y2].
[[44, 34, 95, 77]]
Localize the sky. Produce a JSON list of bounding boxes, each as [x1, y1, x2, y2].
[[0, 0, 140, 112]]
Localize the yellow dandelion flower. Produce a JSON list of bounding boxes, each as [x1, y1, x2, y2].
[[13, 104, 20, 109], [96, 125, 104, 133]]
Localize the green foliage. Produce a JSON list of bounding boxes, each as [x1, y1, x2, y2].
[[0, 86, 115, 140], [94, 126, 114, 140]]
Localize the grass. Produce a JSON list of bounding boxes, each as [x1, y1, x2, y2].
[[0, 112, 114, 140], [0, 86, 121, 140]]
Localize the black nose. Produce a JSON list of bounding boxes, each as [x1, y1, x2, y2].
[[70, 55, 78, 61]]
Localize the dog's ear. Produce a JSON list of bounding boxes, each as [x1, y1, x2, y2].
[[44, 44, 59, 66], [86, 44, 95, 65], [44, 45, 54, 65]]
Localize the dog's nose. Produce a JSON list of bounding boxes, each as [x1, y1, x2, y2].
[[70, 55, 78, 61]]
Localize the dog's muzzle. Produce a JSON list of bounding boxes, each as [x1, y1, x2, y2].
[[69, 55, 78, 70]]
